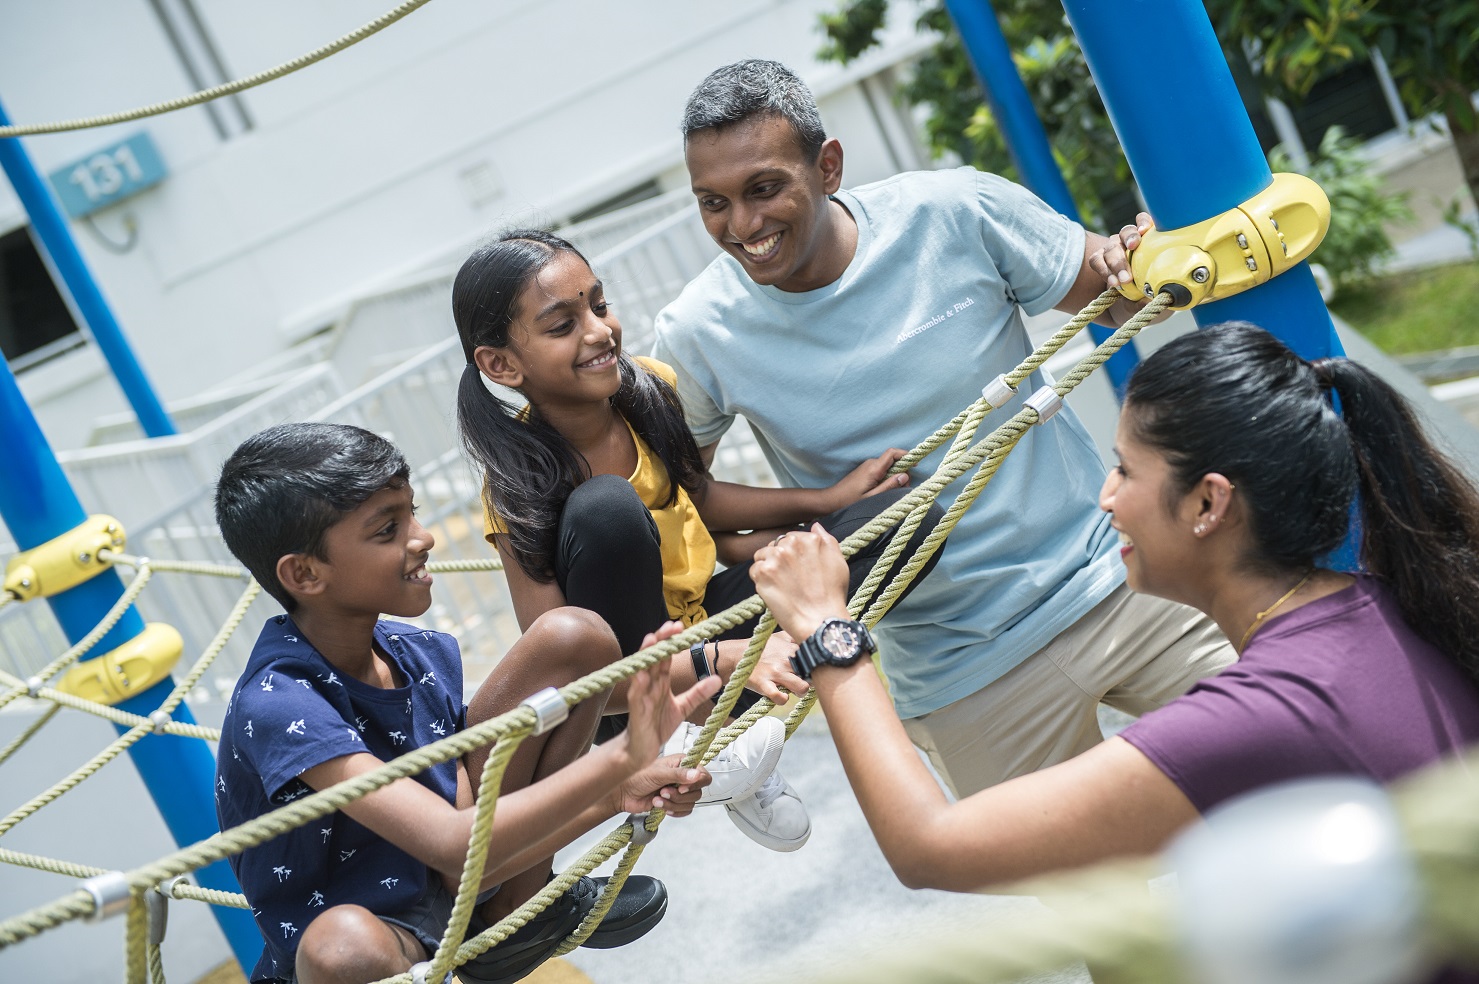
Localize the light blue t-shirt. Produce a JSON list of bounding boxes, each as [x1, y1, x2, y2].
[[652, 167, 1124, 718]]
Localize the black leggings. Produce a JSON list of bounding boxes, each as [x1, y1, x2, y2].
[[555, 475, 945, 739]]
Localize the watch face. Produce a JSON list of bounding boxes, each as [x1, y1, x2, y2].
[[819, 620, 864, 661]]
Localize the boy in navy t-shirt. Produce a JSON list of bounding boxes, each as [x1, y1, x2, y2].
[[214, 423, 718, 984]]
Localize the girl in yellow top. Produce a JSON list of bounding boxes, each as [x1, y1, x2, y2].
[[452, 230, 943, 848]]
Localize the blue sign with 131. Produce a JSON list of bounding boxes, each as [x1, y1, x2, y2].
[[47, 132, 167, 219]]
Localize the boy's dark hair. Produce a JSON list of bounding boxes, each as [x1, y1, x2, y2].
[[681, 59, 826, 162], [215, 422, 411, 611]]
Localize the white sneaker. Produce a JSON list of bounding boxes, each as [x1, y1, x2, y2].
[[725, 770, 811, 852], [662, 717, 784, 806]]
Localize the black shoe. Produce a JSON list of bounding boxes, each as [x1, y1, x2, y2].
[[455, 877, 597, 984], [580, 875, 668, 949]]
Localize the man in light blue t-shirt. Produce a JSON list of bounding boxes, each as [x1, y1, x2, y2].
[[651, 59, 1234, 798]]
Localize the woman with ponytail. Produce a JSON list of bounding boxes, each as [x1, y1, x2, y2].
[[748, 322, 1479, 934], [453, 230, 942, 852]]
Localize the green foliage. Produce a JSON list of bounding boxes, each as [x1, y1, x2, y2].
[[816, 0, 1134, 228], [1269, 126, 1413, 286], [1442, 196, 1479, 261], [1204, 0, 1479, 201], [1329, 259, 1479, 356], [818, 0, 888, 64]]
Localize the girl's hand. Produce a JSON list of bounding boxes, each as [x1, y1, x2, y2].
[[622, 621, 722, 767], [740, 630, 810, 703], [752, 525, 852, 642], [828, 449, 909, 511]]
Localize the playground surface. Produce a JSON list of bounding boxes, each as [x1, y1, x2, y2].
[[0, 699, 1089, 984]]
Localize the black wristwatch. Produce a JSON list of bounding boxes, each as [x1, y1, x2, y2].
[[790, 618, 877, 680]]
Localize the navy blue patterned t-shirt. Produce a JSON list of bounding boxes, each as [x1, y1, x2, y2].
[[216, 615, 465, 982]]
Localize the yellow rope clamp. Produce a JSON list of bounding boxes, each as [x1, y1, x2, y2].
[[54, 623, 184, 707], [2, 515, 125, 602], [1116, 172, 1331, 310]]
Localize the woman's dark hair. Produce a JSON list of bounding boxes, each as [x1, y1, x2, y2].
[[1125, 321, 1479, 683], [453, 228, 705, 581]]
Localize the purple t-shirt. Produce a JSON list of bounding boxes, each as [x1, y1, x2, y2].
[[1123, 577, 1479, 984], [1122, 575, 1479, 813]]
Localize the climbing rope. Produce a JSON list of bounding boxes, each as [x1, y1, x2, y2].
[[0, 0, 440, 138], [0, 290, 1175, 983]]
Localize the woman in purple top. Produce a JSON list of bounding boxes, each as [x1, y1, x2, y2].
[[748, 321, 1479, 892]]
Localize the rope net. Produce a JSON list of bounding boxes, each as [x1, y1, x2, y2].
[[19, 293, 1468, 984]]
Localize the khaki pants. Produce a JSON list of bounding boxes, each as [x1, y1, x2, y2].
[[901, 582, 1235, 798]]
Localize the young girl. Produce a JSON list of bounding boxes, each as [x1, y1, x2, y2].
[[751, 322, 1479, 916], [452, 229, 943, 852]]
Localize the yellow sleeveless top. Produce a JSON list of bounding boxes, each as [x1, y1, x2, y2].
[[482, 357, 717, 626]]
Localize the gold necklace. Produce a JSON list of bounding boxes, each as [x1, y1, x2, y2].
[[1239, 570, 1316, 650]]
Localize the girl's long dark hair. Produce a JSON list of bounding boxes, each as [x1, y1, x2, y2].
[[453, 229, 705, 581], [1125, 322, 1479, 685]]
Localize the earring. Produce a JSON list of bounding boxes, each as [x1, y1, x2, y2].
[[1193, 522, 1208, 536]]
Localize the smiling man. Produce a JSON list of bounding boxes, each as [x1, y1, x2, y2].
[[650, 59, 1235, 798]]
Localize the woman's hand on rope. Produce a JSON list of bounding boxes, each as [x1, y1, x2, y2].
[[752, 524, 852, 644], [826, 448, 910, 511], [612, 621, 719, 813]]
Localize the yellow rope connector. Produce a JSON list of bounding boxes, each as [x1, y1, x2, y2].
[[3, 516, 126, 602], [55, 623, 183, 706], [1116, 172, 1331, 310]]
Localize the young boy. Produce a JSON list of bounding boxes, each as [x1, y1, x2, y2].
[[213, 422, 717, 984]]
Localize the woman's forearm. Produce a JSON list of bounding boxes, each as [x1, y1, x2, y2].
[[811, 660, 960, 887]]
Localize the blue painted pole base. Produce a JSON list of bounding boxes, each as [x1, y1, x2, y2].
[[118, 679, 264, 970]]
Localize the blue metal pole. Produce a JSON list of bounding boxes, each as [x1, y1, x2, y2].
[[944, 0, 1138, 396], [1061, 0, 1355, 568], [0, 357, 261, 969], [1059, 0, 1343, 361], [0, 96, 175, 437]]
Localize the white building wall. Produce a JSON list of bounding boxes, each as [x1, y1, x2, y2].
[[0, 0, 933, 450]]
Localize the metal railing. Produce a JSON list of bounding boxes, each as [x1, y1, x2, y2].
[[0, 191, 768, 692]]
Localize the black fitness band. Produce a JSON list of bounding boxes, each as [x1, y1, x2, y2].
[[690, 640, 713, 682]]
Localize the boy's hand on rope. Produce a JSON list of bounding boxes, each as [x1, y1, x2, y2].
[[614, 753, 710, 817], [826, 448, 910, 512], [614, 621, 719, 813], [752, 525, 851, 643]]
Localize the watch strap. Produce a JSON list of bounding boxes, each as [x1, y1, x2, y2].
[[690, 640, 713, 681]]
